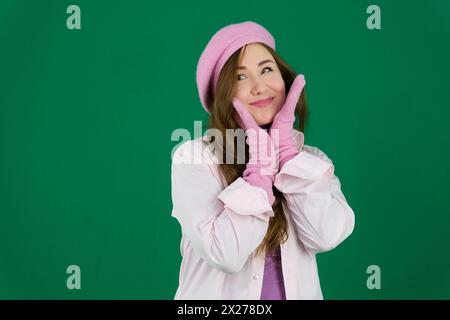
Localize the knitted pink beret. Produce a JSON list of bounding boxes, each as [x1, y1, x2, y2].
[[196, 21, 276, 113]]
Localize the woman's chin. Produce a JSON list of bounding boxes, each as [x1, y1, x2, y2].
[[255, 115, 275, 126], [256, 110, 277, 124]]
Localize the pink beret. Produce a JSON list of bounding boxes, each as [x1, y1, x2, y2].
[[196, 21, 276, 113]]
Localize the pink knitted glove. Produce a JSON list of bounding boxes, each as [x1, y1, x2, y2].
[[270, 74, 306, 170], [232, 97, 278, 206]]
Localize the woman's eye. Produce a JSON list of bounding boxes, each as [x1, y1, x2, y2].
[[237, 67, 273, 81]]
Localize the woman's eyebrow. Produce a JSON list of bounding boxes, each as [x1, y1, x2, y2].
[[237, 59, 274, 70]]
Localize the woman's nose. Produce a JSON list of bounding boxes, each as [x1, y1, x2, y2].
[[250, 79, 268, 96]]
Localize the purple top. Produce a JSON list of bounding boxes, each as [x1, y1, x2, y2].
[[260, 245, 286, 300], [256, 123, 286, 299]]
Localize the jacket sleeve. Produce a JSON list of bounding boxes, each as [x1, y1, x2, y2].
[[274, 144, 355, 254], [171, 140, 274, 273]]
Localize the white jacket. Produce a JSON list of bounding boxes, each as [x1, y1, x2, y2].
[[170, 129, 355, 299]]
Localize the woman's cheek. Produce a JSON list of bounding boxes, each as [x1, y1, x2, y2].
[[262, 75, 283, 93], [272, 74, 286, 92], [234, 84, 247, 101]]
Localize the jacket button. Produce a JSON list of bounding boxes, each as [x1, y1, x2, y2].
[[253, 274, 259, 280]]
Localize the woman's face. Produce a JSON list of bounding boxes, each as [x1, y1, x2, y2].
[[233, 43, 285, 126]]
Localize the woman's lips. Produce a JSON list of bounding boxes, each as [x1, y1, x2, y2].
[[250, 97, 274, 108]]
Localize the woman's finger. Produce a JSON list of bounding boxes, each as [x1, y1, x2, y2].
[[232, 97, 259, 131], [278, 74, 306, 118]]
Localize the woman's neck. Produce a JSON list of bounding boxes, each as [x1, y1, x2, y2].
[[259, 122, 272, 130]]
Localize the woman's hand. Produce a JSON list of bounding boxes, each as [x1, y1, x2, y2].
[[232, 97, 278, 206], [270, 74, 306, 169]]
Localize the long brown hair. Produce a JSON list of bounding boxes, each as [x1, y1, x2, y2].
[[204, 42, 308, 257]]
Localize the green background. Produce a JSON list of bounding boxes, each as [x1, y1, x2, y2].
[[1, 0, 449, 299]]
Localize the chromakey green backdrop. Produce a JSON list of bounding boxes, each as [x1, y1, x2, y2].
[[1, 0, 449, 299]]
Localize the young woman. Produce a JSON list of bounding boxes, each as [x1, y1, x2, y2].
[[171, 21, 355, 300]]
